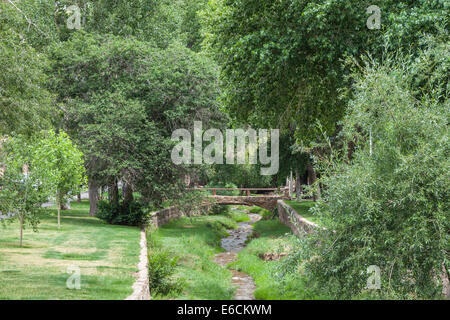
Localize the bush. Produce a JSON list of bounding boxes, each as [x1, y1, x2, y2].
[[210, 204, 229, 215], [148, 250, 182, 297], [96, 200, 150, 226]]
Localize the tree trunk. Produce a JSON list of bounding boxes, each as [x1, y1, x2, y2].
[[442, 263, 450, 299], [307, 161, 320, 201], [19, 214, 23, 247], [99, 186, 104, 200], [295, 168, 303, 201], [123, 182, 134, 206], [77, 192, 81, 203], [88, 179, 99, 217], [57, 194, 61, 229], [109, 178, 119, 207], [289, 170, 293, 198]]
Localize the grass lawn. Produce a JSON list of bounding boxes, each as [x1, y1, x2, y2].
[[224, 207, 250, 222], [147, 213, 239, 300], [0, 200, 140, 300], [230, 218, 327, 300]]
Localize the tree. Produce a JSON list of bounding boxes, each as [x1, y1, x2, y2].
[[0, 136, 47, 246], [47, 33, 222, 210], [0, 1, 55, 136], [298, 54, 449, 299], [202, 0, 447, 142], [201, 0, 448, 198], [32, 130, 86, 229]]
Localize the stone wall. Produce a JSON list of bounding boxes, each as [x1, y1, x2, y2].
[[277, 200, 320, 235], [125, 228, 150, 300], [127, 204, 211, 300], [148, 204, 211, 228]]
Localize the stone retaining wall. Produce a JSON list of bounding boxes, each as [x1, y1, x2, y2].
[[277, 200, 320, 235], [149, 204, 211, 228], [126, 228, 150, 300]]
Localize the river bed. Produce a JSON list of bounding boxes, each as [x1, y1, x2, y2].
[[214, 211, 261, 300]]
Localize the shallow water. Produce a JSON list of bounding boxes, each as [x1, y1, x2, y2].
[[214, 212, 261, 300]]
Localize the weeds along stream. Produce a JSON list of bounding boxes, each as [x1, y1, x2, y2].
[[146, 205, 321, 300]]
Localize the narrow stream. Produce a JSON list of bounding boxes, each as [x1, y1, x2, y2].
[[214, 210, 261, 300]]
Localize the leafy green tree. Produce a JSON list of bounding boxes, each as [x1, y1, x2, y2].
[[32, 130, 86, 229], [47, 33, 222, 210], [202, 0, 447, 144], [0, 1, 55, 136], [298, 55, 449, 299], [0, 136, 47, 246]]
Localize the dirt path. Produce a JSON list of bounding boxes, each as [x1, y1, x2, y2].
[[214, 211, 261, 300]]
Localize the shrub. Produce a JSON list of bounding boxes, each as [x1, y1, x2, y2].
[[148, 250, 182, 296], [96, 200, 150, 226], [210, 204, 229, 215]]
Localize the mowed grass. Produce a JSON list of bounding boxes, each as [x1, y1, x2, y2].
[[148, 214, 239, 300], [0, 200, 140, 300], [230, 218, 326, 300]]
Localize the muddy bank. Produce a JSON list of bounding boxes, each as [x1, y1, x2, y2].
[[214, 212, 261, 300]]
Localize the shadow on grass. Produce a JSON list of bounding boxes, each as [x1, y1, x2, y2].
[[44, 249, 107, 261]]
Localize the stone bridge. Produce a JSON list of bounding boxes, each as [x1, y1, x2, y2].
[[209, 195, 288, 211]]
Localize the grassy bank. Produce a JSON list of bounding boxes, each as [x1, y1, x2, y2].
[[230, 218, 327, 300], [147, 212, 239, 300], [0, 200, 140, 300]]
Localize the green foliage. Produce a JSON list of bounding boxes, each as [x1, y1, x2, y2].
[[96, 200, 150, 227], [173, 191, 209, 218], [48, 33, 221, 205], [148, 249, 182, 296], [0, 136, 47, 245], [32, 130, 86, 208], [210, 204, 230, 215], [249, 206, 273, 220], [224, 207, 250, 223], [0, 2, 55, 136], [299, 55, 449, 299], [205, 183, 240, 195], [207, 164, 274, 189], [202, 0, 448, 146]]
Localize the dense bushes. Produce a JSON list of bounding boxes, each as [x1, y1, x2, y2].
[[96, 200, 150, 226], [295, 55, 449, 299]]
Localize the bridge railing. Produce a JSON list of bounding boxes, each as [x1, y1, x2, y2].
[[187, 187, 287, 196]]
